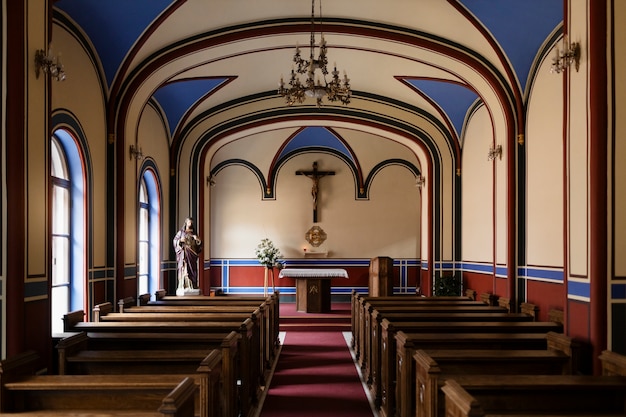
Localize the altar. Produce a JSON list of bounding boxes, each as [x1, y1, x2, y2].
[[278, 268, 348, 313]]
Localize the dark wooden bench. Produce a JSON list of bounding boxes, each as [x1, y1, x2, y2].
[[359, 304, 511, 384], [126, 293, 281, 363], [441, 374, 626, 417], [356, 300, 508, 372], [102, 302, 276, 380], [64, 311, 260, 398], [413, 347, 573, 417], [361, 312, 532, 406], [56, 331, 236, 417], [378, 319, 563, 417], [395, 330, 580, 417], [98, 309, 273, 388], [350, 292, 473, 346], [350, 291, 472, 344], [363, 311, 533, 410], [0, 351, 197, 417]]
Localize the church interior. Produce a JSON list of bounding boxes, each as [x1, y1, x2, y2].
[[1, 1, 626, 412]]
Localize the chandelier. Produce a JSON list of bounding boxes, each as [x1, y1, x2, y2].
[[278, 0, 351, 107]]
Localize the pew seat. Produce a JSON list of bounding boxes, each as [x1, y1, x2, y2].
[[441, 375, 626, 417], [57, 332, 234, 417], [414, 348, 572, 417], [0, 351, 196, 417]]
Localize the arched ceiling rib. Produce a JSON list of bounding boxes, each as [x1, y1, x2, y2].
[[54, 0, 563, 160]]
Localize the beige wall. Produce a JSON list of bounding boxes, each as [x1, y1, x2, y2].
[[613, 0, 626, 280], [461, 104, 494, 264], [208, 128, 421, 260], [51, 25, 109, 274], [525, 41, 565, 270]]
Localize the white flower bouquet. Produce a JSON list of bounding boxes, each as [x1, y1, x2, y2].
[[255, 238, 282, 268]]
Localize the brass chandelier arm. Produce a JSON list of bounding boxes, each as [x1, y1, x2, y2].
[[277, 0, 351, 107]]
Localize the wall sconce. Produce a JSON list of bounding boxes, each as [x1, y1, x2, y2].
[[415, 174, 425, 188], [35, 47, 66, 81], [550, 35, 580, 74], [206, 174, 216, 187], [487, 144, 502, 161], [129, 145, 144, 161]]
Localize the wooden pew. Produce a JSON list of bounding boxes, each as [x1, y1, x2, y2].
[[441, 375, 626, 417], [64, 312, 260, 394], [57, 331, 236, 417], [98, 309, 272, 391], [105, 304, 272, 385], [140, 290, 279, 348], [354, 296, 497, 358], [378, 319, 563, 417], [395, 330, 580, 417], [364, 310, 532, 409], [361, 305, 532, 381], [0, 351, 197, 417], [360, 304, 511, 386], [350, 292, 473, 348], [350, 292, 472, 348], [133, 292, 281, 363], [355, 298, 502, 372], [413, 346, 573, 417], [108, 303, 277, 375]]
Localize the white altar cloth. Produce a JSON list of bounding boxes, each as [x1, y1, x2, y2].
[[278, 268, 348, 278]]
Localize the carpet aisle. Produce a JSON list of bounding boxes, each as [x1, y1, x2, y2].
[[257, 302, 377, 416], [258, 329, 377, 417]]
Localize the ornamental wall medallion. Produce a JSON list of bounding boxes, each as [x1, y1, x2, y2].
[[305, 225, 327, 247]]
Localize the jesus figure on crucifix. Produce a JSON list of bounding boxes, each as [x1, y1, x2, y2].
[[296, 161, 335, 222]]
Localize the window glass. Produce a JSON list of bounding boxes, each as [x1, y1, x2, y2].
[[51, 136, 71, 334]]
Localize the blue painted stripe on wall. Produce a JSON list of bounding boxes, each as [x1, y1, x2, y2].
[[461, 263, 493, 273], [568, 281, 590, 298], [612, 283, 626, 299], [209, 258, 372, 268], [518, 267, 563, 282]]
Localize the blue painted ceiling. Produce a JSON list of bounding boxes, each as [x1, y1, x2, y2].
[[54, 0, 562, 145]]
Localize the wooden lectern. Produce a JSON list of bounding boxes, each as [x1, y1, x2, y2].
[[368, 256, 394, 296]]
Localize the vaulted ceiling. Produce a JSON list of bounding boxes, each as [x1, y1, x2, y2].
[[53, 0, 563, 162]]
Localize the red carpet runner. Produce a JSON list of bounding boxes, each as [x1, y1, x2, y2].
[[258, 330, 376, 417]]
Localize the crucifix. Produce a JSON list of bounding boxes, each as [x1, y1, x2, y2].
[[296, 161, 335, 222]]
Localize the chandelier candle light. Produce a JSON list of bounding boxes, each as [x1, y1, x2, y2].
[[278, 0, 351, 107]]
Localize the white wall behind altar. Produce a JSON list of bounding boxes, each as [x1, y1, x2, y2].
[[208, 129, 421, 260]]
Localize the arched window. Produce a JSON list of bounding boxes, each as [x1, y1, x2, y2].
[[50, 130, 86, 334], [138, 168, 161, 299]]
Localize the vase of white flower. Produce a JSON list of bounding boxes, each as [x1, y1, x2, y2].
[[255, 238, 282, 295]]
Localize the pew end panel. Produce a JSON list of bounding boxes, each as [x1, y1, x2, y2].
[[92, 302, 114, 322], [441, 379, 484, 417], [138, 293, 152, 306], [600, 350, 626, 376], [519, 302, 538, 320], [63, 310, 87, 332], [496, 297, 510, 313], [118, 296, 137, 313], [479, 293, 497, 306], [158, 376, 198, 417]]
